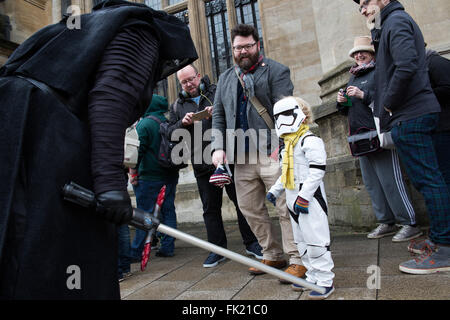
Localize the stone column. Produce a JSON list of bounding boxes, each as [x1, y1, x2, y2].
[[83, 0, 93, 13], [226, 0, 237, 33], [187, 0, 213, 79], [167, 74, 178, 104], [52, 0, 62, 22]]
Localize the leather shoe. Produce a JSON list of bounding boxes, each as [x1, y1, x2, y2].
[[249, 259, 287, 275], [279, 264, 307, 284]]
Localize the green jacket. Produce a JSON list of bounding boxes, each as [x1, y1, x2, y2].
[[136, 95, 179, 181]]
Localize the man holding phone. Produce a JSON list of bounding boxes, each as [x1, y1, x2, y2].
[[167, 65, 262, 268]]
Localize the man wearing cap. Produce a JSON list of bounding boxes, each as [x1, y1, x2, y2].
[[337, 36, 419, 242], [354, 0, 450, 274]]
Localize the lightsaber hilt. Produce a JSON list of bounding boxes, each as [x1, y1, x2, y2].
[[61, 181, 325, 293], [62, 181, 159, 231]]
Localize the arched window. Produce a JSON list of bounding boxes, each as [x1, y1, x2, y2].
[[144, 0, 162, 10], [206, 0, 262, 82], [206, 0, 230, 82], [235, 0, 263, 52], [168, 0, 183, 5]]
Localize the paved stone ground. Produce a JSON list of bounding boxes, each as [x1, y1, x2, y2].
[[120, 221, 450, 300]]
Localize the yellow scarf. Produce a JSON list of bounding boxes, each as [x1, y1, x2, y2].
[[281, 124, 310, 190]]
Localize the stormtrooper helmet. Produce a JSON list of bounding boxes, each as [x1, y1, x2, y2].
[[273, 97, 306, 137]]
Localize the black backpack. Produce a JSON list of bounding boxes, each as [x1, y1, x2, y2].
[[146, 116, 188, 170]]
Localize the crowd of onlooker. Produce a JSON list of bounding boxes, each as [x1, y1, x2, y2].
[[1, 0, 448, 300], [118, 0, 450, 300]]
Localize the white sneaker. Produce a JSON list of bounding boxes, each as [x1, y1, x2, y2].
[[392, 225, 422, 242], [367, 224, 397, 239]]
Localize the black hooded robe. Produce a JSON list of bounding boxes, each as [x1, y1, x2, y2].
[[0, 0, 197, 299]]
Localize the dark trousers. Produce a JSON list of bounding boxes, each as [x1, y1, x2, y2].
[[196, 169, 258, 249], [433, 130, 450, 189], [391, 113, 450, 245]]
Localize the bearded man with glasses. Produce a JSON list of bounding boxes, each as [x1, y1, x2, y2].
[[211, 24, 307, 283], [167, 64, 262, 268]]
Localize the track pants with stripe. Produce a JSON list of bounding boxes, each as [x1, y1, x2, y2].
[[359, 149, 416, 226]]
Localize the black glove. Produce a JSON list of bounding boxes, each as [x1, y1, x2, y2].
[[96, 190, 133, 225]]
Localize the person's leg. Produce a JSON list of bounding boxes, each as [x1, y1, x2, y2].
[[130, 180, 162, 259], [224, 166, 258, 247], [196, 173, 227, 248], [259, 156, 302, 266], [157, 176, 178, 256], [391, 113, 450, 245], [375, 149, 417, 225], [432, 130, 450, 189], [117, 224, 132, 279], [299, 199, 334, 289], [370, 149, 422, 241], [359, 154, 396, 225], [234, 161, 284, 262]]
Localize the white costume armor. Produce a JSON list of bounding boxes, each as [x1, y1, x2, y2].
[[269, 97, 334, 287]]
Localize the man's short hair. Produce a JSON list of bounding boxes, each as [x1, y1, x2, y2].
[[177, 64, 198, 78], [231, 24, 259, 43]]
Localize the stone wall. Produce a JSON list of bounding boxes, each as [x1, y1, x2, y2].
[[311, 0, 450, 74], [173, 0, 447, 228], [1, 0, 447, 229], [1, 0, 52, 44], [259, 0, 323, 106]]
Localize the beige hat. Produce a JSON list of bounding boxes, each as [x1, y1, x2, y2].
[[348, 36, 375, 58]]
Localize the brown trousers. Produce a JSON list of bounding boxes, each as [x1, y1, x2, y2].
[[234, 155, 302, 265]]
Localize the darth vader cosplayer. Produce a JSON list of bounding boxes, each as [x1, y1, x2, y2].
[[0, 0, 197, 299]]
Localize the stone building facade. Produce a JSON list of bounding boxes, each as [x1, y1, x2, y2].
[[1, 0, 449, 228]]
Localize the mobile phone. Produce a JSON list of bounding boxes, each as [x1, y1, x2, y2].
[[191, 109, 210, 122]]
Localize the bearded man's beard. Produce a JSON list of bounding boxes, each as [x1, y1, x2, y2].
[[235, 50, 260, 71]]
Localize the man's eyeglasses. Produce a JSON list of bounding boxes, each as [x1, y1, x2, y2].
[[233, 42, 257, 52], [180, 73, 199, 86]]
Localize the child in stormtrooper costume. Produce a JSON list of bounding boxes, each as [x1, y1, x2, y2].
[[267, 96, 335, 300]]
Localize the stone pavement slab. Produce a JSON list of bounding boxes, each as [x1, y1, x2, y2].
[[120, 222, 450, 301]]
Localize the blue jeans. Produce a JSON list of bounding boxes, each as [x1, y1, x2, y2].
[[118, 224, 131, 279], [131, 177, 178, 258]]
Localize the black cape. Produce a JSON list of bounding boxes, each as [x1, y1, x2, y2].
[[0, 0, 197, 299]]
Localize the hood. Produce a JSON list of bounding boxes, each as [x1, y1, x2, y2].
[[143, 94, 168, 116]]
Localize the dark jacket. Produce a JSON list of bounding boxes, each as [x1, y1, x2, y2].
[[167, 76, 216, 177], [371, 1, 440, 132], [0, 0, 197, 119], [212, 57, 293, 156], [337, 66, 376, 135], [136, 95, 179, 181], [426, 50, 450, 132], [0, 0, 196, 299]]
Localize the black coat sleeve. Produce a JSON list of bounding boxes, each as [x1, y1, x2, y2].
[[383, 17, 419, 111], [428, 54, 450, 108], [88, 26, 160, 195]]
